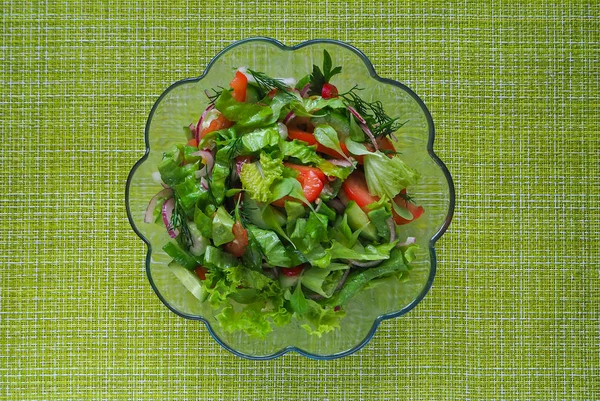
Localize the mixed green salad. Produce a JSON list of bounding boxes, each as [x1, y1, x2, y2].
[[145, 51, 424, 337]]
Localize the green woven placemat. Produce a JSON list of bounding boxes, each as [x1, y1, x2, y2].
[[1, 0, 598, 399]]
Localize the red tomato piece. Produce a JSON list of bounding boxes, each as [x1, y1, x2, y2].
[[223, 221, 249, 257], [340, 171, 379, 213], [271, 165, 326, 207], [392, 190, 425, 225], [229, 71, 248, 102], [284, 162, 327, 184], [281, 266, 304, 276], [200, 114, 233, 138], [194, 266, 208, 280]]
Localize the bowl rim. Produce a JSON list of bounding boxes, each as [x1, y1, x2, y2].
[[125, 36, 455, 360]]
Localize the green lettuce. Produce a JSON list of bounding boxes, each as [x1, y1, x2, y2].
[[299, 299, 346, 337], [246, 225, 292, 267], [240, 124, 281, 153], [363, 152, 420, 199], [327, 248, 409, 306], [327, 240, 397, 261], [215, 89, 274, 128], [239, 152, 284, 203], [301, 263, 349, 298]]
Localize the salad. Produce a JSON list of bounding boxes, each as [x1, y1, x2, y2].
[[145, 51, 424, 337]]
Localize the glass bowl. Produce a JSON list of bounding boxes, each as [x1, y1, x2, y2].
[[126, 37, 454, 359]]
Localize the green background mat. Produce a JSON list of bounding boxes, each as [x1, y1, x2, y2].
[[1, 1, 598, 399]]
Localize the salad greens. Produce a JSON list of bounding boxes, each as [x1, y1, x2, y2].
[[146, 51, 425, 338]]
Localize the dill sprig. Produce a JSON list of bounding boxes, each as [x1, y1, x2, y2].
[[204, 87, 223, 104], [171, 195, 194, 247], [341, 87, 407, 138], [399, 192, 416, 204], [246, 69, 296, 99]]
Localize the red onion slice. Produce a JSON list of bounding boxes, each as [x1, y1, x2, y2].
[[195, 104, 215, 142], [326, 199, 345, 214], [348, 259, 384, 268], [299, 83, 311, 98], [335, 268, 351, 292], [397, 236, 416, 248], [283, 111, 296, 125], [360, 122, 379, 151], [347, 105, 367, 125], [328, 159, 353, 167], [191, 150, 214, 176], [387, 217, 396, 243], [188, 122, 197, 139], [200, 177, 209, 190], [144, 188, 173, 223], [161, 198, 179, 238]]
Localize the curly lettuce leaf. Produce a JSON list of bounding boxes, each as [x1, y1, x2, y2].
[[239, 152, 284, 203], [299, 299, 346, 337], [363, 152, 420, 199]]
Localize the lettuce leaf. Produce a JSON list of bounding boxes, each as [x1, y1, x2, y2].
[[240, 124, 281, 153], [299, 299, 346, 337], [327, 248, 409, 307], [303, 96, 346, 112], [215, 89, 274, 128], [313, 124, 347, 159], [158, 158, 200, 187], [327, 240, 397, 261], [363, 152, 420, 199], [301, 263, 349, 298], [246, 225, 292, 267], [173, 174, 204, 214], [239, 152, 284, 203], [209, 265, 292, 337]]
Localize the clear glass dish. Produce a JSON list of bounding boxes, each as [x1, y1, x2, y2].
[[126, 37, 455, 359]]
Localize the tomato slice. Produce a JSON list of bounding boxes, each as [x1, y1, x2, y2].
[[284, 162, 327, 184], [340, 171, 379, 212], [281, 266, 304, 276], [341, 172, 424, 224], [286, 129, 349, 159], [200, 114, 233, 138], [194, 266, 208, 280], [229, 71, 248, 102], [392, 190, 425, 225], [272, 164, 325, 207], [223, 221, 249, 257]]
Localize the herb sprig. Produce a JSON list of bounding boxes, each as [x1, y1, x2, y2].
[[171, 195, 194, 247], [309, 50, 342, 95], [247, 70, 296, 99], [341, 87, 407, 138]]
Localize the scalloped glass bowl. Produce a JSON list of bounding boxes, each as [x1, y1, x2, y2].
[[126, 38, 454, 359]]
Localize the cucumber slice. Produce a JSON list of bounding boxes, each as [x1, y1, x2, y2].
[[169, 262, 208, 302]]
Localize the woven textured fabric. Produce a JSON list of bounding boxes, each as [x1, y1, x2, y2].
[[1, 0, 598, 399]]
